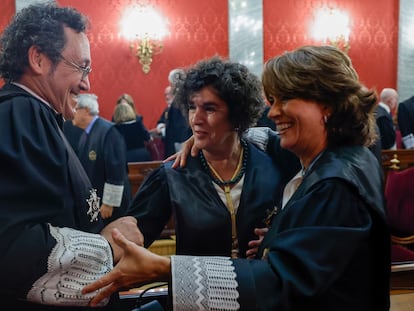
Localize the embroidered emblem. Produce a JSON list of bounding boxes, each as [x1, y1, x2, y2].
[[88, 150, 97, 161], [86, 188, 100, 222], [263, 206, 278, 227]]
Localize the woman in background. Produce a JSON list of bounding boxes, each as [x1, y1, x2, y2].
[[112, 93, 142, 122], [113, 102, 151, 162]]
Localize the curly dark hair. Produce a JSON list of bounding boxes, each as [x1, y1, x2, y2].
[[174, 56, 265, 135], [0, 1, 88, 82], [262, 45, 378, 148]]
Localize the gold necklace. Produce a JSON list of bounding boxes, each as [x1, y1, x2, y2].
[[207, 147, 244, 258]]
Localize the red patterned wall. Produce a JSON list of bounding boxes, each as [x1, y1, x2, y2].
[[59, 0, 228, 128], [263, 0, 399, 95], [0, 0, 14, 31], [0, 0, 15, 88], [0, 0, 398, 128]]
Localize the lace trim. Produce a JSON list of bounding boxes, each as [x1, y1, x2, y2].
[[27, 225, 112, 306], [171, 256, 239, 310]]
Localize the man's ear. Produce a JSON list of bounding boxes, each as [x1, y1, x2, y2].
[[27, 46, 50, 75]]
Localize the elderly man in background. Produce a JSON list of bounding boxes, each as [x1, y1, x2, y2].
[[376, 88, 398, 149], [68, 93, 131, 224]]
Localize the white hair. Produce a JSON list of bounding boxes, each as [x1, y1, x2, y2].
[[168, 68, 185, 86], [76, 93, 100, 115], [380, 88, 398, 102]]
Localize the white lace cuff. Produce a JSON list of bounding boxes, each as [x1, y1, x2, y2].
[[27, 225, 113, 307], [102, 182, 124, 207], [171, 256, 239, 310]]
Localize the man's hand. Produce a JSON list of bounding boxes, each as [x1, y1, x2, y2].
[[100, 204, 113, 219], [82, 229, 171, 307], [101, 216, 143, 263], [246, 227, 268, 259]]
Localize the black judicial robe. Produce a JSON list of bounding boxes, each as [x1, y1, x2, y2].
[[375, 104, 396, 149], [233, 145, 390, 310], [114, 117, 152, 162], [169, 144, 390, 310], [0, 84, 112, 309], [128, 141, 298, 258], [157, 104, 192, 158], [75, 117, 131, 224], [63, 119, 83, 154], [398, 95, 414, 145]]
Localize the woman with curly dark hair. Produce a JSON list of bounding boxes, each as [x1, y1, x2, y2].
[[126, 56, 299, 258]]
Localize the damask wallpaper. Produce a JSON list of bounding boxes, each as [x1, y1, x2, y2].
[[59, 0, 227, 127], [0, 0, 399, 128], [263, 0, 398, 96]]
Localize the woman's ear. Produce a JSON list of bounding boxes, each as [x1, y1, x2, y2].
[[322, 105, 332, 117]]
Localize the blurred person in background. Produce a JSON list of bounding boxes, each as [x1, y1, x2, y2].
[[375, 88, 397, 149], [70, 93, 131, 224], [113, 101, 151, 162], [156, 69, 192, 158]]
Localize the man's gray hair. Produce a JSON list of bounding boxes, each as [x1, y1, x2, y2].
[[76, 93, 99, 115]]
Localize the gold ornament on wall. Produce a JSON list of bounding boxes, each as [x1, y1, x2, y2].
[[311, 8, 351, 53], [120, 5, 169, 74]]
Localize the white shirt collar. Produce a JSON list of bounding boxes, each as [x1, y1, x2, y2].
[[378, 101, 391, 114], [11, 82, 58, 113]]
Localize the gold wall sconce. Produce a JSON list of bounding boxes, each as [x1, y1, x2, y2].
[[311, 8, 351, 53], [120, 5, 169, 74]]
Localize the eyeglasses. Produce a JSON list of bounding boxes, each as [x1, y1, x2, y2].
[[59, 54, 92, 81]]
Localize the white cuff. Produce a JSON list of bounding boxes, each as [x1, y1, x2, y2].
[[171, 256, 239, 310], [402, 133, 414, 149], [156, 123, 166, 137], [27, 225, 112, 307], [102, 182, 124, 207]]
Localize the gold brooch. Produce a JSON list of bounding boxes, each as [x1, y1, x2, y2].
[[263, 206, 278, 227]]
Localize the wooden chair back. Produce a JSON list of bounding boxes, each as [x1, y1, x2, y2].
[[127, 160, 175, 240], [382, 149, 414, 292], [128, 161, 163, 196], [382, 149, 414, 181]]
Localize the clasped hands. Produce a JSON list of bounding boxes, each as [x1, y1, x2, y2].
[[100, 216, 144, 263]]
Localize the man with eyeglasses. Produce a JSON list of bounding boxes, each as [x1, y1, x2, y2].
[[0, 2, 142, 310], [59, 53, 92, 81]]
